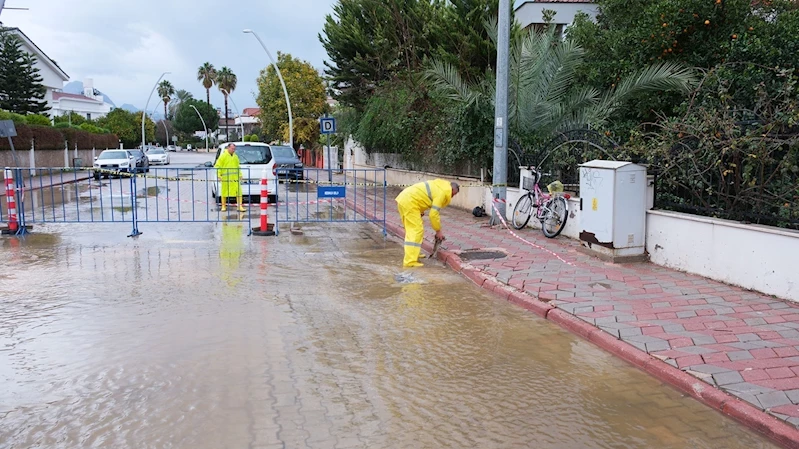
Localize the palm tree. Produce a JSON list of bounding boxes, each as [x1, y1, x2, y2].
[[197, 62, 217, 106], [426, 23, 697, 138], [157, 80, 175, 119], [216, 67, 237, 141], [168, 89, 193, 119]]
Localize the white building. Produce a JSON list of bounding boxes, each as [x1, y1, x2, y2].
[[514, 0, 598, 35], [3, 27, 69, 113], [50, 78, 113, 120]]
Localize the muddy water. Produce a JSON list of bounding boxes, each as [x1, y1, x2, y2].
[[0, 223, 776, 449]]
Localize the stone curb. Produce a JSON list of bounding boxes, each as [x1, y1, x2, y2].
[[359, 200, 799, 448]]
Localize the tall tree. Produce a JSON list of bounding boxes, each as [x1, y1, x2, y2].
[[96, 109, 155, 148], [256, 52, 328, 148], [157, 80, 175, 119], [0, 30, 49, 114], [168, 89, 193, 120], [197, 62, 217, 106], [319, 0, 439, 111], [216, 67, 237, 141], [173, 98, 219, 136]]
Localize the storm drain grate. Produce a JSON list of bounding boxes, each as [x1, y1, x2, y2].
[[458, 250, 507, 261]]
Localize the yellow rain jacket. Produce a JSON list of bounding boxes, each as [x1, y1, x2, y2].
[[214, 150, 242, 198], [395, 179, 453, 267]]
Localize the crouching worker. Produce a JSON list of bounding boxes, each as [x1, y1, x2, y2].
[[395, 180, 459, 268]]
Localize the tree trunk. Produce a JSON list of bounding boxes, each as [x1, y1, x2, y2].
[[224, 96, 229, 142], [164, 101, 168, 121], [206, 89, 211, 106]]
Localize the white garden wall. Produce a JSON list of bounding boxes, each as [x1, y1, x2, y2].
[[647, 210, 799, 302]]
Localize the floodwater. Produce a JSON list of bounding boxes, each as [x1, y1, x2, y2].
[[0, 222, 777, 449]]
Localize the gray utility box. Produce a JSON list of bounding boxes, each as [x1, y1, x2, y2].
[[578, 160, 647, 261]]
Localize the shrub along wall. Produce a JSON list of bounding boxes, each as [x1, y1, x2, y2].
[[0, 124, 120, 168]]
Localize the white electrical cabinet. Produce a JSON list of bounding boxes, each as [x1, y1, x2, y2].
[[578, 160, 647, 260]]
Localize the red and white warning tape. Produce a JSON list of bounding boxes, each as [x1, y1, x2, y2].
[[491, 198, 575, 267]]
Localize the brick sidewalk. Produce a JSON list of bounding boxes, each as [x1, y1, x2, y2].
[[350, 186, 799, 447]]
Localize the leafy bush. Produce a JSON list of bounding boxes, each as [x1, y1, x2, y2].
[[54, 122, 71, 129], [623, 71, 799, 228], [78, 123, 104, 134], [25, 114, 52, 126], [248, 134, 259, 142], [0, 109, 28, 124]]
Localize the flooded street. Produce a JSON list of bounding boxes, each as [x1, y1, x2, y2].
[[0, 222, 777, 448]]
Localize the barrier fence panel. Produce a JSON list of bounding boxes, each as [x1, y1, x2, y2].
[[2, 167, 252, 236], [275, 168, 386, 236]]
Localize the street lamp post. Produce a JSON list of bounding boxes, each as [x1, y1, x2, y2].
[[142, 72, 170, 152], [150, 104, 169, 149], [190, 104, 209, 152], [221, 88, 246, 140], [243, 29, 293, 148]]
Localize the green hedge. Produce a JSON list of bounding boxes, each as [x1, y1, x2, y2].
[[0, 123, 119, 150]]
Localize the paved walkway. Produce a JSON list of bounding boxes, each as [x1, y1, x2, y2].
[[349, 186, 799, 447]]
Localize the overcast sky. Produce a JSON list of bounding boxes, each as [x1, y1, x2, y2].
[[2, 0, 337, 113]]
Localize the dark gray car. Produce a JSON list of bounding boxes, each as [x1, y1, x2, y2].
[[129, 149, 150, 173], [270, 145, 304, 180]]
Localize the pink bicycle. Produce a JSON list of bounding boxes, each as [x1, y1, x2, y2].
[[511, 166, 570, 238]]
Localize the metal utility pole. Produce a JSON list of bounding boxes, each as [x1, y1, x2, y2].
[[490, 0, 511, 226]]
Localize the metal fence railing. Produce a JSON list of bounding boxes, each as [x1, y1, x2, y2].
[[274, 168, 386, 236], [1, 167, 252, 237]]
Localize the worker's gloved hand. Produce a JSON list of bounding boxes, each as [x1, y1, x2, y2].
[[435, 230, 445, 241]]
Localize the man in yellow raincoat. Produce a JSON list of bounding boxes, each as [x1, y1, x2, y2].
[[214, 143, 246, 212], [396, 179, 459, 267]]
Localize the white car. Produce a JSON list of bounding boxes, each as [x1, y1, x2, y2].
[[146, 147, 170, 165], [208, 142, 278, 204], [93, 149, 135, 179]]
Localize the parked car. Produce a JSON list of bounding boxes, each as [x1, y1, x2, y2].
[[93, 150, 135, 179], [146, 147, 170, 165], [128, 149, 150, 173], [271, 145, 304, 180], [166, 145, 177, 152], [207, 142, 278, 204]]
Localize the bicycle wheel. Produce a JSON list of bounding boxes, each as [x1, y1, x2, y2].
[[512, 194, 534, 229], [541, 196, 568, 238]]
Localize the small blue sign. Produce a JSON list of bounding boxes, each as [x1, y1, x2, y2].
[[320, 117, 336, 134], [318, 186, 346, 198]]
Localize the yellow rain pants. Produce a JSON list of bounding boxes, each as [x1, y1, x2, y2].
[[215, 151, 242, 199], [395, 179, 453, 268]]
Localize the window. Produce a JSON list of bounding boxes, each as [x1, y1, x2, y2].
[[87, 113, 91, 120]]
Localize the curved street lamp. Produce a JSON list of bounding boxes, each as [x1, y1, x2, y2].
[[142, 72, 170, 151], [189, 104, 209, 152], [220, 88, 246, 140], [243, 29, 293, 148]]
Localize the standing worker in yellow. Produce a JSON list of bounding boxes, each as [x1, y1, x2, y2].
[[214, 143, 246, 212], [396, 180, 459, 267]]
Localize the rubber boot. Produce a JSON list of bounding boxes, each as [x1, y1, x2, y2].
[[237, 195, 246, 212], [221, 197, 227, 212]]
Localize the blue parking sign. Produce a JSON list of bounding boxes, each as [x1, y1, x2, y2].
[[320, 117, 336, 134], [318, 186, 346, 198]]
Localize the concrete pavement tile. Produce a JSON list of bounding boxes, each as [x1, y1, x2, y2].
[[757, 391, 793, 409], [619, 327, 643, 337], [737, 333, 762, 342], [627, 335, 667, 344], [730, 342, 773, 350], [785, 389, 799, 403], [599, 326, 621, 339], [790, 418, 799, 427], [628, 340, 647, 352], [646, 341, 671, 352], [662, 324, 685, 333], [724, 382, 777, 395], [712, 371, 744, 386], [691, 335, 717, 345], [688, 364, 731, 375], [778, 329, 799, 339], [728, 351, 755, 361], [652, 301, 671, 308], [664, 359, 678, 368], [678, 346, 719, 355], [614, 315, 637, 322], [676, 311, 697, 318], [594, 316, 618, 325], [573, 306, 594, 314], [770, 302, 792, 309], [728, 390, 759, 407]]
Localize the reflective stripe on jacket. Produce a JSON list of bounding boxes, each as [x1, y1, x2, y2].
[[395, 179, 452, 231]]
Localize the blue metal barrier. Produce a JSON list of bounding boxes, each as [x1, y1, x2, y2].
[[4, 167, 253, 237], [274, 168, 386, 236]]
